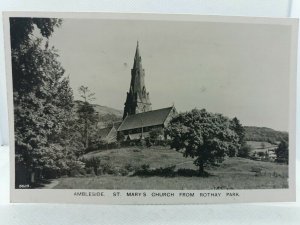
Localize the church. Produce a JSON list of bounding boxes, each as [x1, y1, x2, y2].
[[100, 42, 176, 142]]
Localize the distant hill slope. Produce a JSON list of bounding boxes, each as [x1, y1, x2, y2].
[[91, 103, 123, 118], [244, 126, 288, 143], [74, 100, 123, 117], [74, 100, 123, 127]]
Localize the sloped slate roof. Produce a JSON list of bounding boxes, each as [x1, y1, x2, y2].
[[113, 121, 122, 130], [99, 121, 122, 138], [118, 107, 173, 131], [98, 127, 113, 138]]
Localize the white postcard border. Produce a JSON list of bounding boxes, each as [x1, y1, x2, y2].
[[3, 11, 298, 204]]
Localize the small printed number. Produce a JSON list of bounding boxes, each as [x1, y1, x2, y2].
[[18, 184, 30, 188]]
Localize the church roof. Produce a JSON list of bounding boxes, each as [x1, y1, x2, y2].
[[98, 127, 113, 138], [112, 121, 122, 130], [99, 121, 122, 138], [118, 107, 174, 131]]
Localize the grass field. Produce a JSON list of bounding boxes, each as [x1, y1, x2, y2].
[[51, 146, 288, 190]]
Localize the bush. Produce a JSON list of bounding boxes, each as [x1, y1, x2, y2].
[[69, 168, 86, 177], [125, 163, 135, 172], [101, 163, 114, 174], [94, 141, 121, 151], [154, 165, 176, 177], [257, 152, 265, 157], [149, 128, 163, 140], [96, 168, 103, 175], [82, 157, 101, 175], [141, 164, 150, 172], [238, 144, 252, 158], [133, 165, 176, 177], [145, 137, 153, 147], [177, 168, 199, 177], [119, 168, 129, 176], [85, 167, 94, 175]]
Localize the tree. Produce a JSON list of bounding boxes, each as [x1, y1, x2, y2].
[[10, 18, 62, 93], [11, 18, 83, 184], [275, 140, 289, 164], [166, 109, 240, 175], [77, 86, 99, 150], [148, 128, 163, 146], [149, 128, 163, 140], [237, 144, 252, 158], [230, 117, 245, 145], [230, 117, 246, 157]]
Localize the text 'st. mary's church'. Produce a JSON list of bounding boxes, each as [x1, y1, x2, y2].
[[123, 41, 152, 119]]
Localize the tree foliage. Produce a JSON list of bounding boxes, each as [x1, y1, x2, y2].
[[166, 109, 240, 175], [275, 140, 289, 164], [11, 18, 83, 184], [237, 144, 252, 158], [149, 128, 163, 141], [230, 117, 245, 146]]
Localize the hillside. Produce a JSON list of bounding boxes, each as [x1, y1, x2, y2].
[[73, 100, 123, 126], [52, 146, 288, 190], [91, 103, 123, 118], [244, 126, 288, 143]]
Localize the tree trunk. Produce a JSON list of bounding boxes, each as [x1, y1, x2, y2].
[[30, 171, 35, 184], [84, 118, 89, 149], [198, 162, 204, 176]]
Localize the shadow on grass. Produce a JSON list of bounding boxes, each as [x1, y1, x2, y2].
[[30, 179, 53, 188], [132, 166, 212, 178]]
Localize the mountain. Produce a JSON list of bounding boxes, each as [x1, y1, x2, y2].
[[244, 126, 288, 144]]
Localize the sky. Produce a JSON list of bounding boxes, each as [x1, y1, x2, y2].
[[49, 18, 291, 131]]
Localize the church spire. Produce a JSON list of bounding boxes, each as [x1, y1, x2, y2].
[[133, 41, 141, 69], [123, 42, 152, 119]]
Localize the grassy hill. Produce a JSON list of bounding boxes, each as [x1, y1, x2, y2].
[[51, 146, 288, 190]]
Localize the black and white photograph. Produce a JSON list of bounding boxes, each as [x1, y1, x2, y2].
[[4, 12, 297, 204]]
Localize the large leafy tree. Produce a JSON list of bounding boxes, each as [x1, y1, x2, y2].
[[166, 109, 240, 175], [11, 18, 83, 184]]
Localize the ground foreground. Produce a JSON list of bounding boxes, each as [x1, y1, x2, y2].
[[52, 146, 288, 190]]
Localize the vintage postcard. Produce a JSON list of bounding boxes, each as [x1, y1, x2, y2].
[[3, 12, 298, 204]]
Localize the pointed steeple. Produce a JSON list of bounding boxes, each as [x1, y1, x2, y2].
[[133, 41, 141, 69], [123, 41, 152, 119]]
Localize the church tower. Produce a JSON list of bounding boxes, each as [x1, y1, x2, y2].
[[123, 42, 152, 119]]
